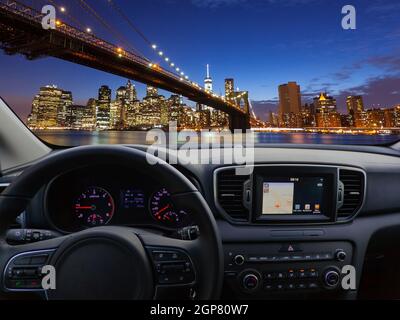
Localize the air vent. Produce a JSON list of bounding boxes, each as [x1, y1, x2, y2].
[[338, 169, 364, 219], [0, 183, 9, 194], [216, 168, 250, 221]]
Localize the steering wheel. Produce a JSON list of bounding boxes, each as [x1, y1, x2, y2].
[[0, 145, 223, 300]]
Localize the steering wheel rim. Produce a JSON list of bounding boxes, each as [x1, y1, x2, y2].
[[0, 145, 224, 299]]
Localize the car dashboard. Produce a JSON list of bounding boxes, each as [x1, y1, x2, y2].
[[2, 144, 400, 300]]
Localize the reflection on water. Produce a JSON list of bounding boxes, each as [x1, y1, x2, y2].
[[34, 130, 400, 147]]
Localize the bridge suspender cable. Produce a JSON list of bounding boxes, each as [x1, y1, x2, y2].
[[104, 0, 190, 80], [74, 0, 148, 60], [46, 0, 86, 30], [105, 0, 152, 45]]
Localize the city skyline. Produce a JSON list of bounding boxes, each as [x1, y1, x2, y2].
[[26, 79, 400, 132], [0, 0, 399, 121]]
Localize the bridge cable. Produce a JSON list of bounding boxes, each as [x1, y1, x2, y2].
[[104, 0, 191, 79], [47, 0, 87, 30], [74, 0, 148, 60], [104, 0, 152, 45]]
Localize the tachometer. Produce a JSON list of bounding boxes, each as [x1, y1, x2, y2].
[[149, 188, 187, 227], [74, 187, 114, 227]]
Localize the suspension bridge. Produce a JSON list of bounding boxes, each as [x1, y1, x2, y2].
[[0, 0, 259, 130]]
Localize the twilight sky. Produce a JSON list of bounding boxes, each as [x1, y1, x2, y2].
[[0, 0, 399, 121]]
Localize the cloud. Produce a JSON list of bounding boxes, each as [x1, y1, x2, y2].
[[336, 74, 400, 109], [366, 54, 400, 72]]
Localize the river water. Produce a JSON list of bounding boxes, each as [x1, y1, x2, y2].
[[33, 130, 400, 147]]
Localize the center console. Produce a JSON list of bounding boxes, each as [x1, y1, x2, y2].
[[215, 164, 366, 299], [223, 241, 353, 299]]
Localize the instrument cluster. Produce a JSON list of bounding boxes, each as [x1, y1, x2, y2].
[[45, 166, 193, 232]]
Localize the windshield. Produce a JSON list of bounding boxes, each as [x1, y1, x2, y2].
[[1, 0, 400, 147]]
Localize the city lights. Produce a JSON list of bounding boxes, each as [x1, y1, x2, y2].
[[86, 27, 92, 33]]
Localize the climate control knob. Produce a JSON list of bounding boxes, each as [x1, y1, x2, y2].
[[242, 273, 260, 291], [324, 269, 340, 288]]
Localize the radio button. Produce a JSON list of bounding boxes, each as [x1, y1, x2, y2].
[[297, 283, 307, 290], [298, 270, 307, 278], [264, 272, 276, 280], [234, 255, 245, 265], [308, 269, 319, 278], [287, 283, 296, 290], [308, 282, 319, 289], [335, 250, 347, 262], [264, 283, 274, 291], [247, 256, 259, 262]]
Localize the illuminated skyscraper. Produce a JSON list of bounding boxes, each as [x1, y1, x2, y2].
[[146, 85, 158, 98], [96, 85, 111, 130], [278, 82, 301, 115], [346, 95, 364, 114], [125, 80, 137, 103], [225, 78, 234, 101], [314, 93, 340, 127], [204, 64, 213, 92], [27, 85, 72, 129]]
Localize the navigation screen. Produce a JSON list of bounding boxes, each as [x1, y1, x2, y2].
[[261, 177, 324, 215]]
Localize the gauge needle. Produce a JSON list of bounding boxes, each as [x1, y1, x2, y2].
[[155, 204, 170, 216], [75, 206, 92, 209]]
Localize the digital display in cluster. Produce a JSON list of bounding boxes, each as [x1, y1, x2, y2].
[[121, 189, 145, 209]]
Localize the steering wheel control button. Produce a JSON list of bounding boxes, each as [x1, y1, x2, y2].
[[148, 248, 195, 285], [4, 250, 54, 291]]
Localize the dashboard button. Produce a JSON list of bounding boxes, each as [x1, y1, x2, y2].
[[264, 272, 276, 280], [297, 283, 307, 290], [234, 255, 245, 265], [14, 256, 31, 265], [30, 255, 48, 265], [308, 282, 319, 289], [287, 283, 296, 290], [264, 283, 274, 291]]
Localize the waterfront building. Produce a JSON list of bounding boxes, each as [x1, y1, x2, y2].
[[96, 85, 112, 130], [27, 85, 72, 129], [278, 82, 301, 127]]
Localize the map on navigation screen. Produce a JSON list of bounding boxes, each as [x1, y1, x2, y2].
[[262, 182, 294, 214]]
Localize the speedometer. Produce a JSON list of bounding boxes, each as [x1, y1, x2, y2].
[[149, 188, 188, 227], [74, 187, 115, 227]]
